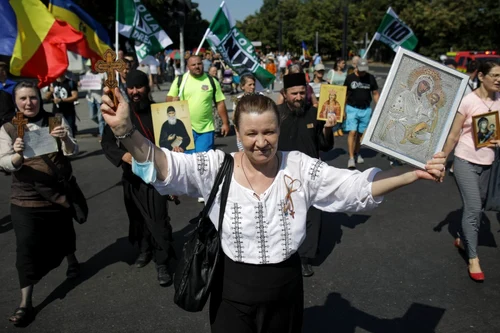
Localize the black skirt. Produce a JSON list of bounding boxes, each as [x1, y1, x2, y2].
[[210, 253, 303, 333], [11, 204, 76, 288]]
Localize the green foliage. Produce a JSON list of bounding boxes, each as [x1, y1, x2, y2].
[[237, 0, 500, 60]]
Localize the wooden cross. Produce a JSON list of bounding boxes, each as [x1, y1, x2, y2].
[[95, 49, 126, 105], [12, 112, 28, 138]]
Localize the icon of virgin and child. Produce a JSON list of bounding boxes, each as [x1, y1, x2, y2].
[[379, 67, 445, 148]]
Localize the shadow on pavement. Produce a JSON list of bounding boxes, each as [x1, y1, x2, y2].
[[314, 213, 370, 266], [35, 237, 136, 315], [69, 149, 105, 162], [303, 292, 445, 333], [85, 181, 122, 201], [434, 209, 498, 248], [0, 214, 12, 234], [321, 148, 347, 162]]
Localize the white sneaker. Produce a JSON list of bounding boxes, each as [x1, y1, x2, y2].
[[347, 158, 356, 169], [356, 154, 364, 164], [197, 197, 205, 203]]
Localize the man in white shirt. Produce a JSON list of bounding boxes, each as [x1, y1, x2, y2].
[[137, 63, 153, 91], [277, 51, 288, 83]]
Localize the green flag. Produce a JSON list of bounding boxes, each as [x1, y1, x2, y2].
[[206, 3, 275, 88], [116, 0, 172, 62], [375, 7, 418, 51]]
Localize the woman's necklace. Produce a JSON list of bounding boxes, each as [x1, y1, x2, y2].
[[476, 91, 497, 111], [241, 153, 279, 200]]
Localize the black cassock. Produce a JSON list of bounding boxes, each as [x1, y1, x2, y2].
[[158, 119, 191, 150], [277, 104, 334, 260], [101, 103, 174, 265]]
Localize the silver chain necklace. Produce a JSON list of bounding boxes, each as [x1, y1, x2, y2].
[[476, 91, 497, 111], [240, 153, 279, 200]]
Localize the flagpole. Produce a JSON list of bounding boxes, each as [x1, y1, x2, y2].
[[195, 29, 210, 56], [180, 0, 225, 97], [362, 33, 377, 59], [194, 1, 224, 56], [115, 0, 120, 82]]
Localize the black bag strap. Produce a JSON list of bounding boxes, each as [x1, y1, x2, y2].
[[207, 74, 218, 106], [41, 155, 66, 182], [216, 154, 233, 235], [177, 73, 218, 105], [200, 153, 233, 232]]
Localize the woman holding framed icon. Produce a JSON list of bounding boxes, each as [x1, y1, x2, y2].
[[443, 61, 500, 282]]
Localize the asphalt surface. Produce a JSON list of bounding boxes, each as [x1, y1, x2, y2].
[[1, 73, 500, 333]]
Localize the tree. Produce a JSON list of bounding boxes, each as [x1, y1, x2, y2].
[[237, 0, 500, 60]]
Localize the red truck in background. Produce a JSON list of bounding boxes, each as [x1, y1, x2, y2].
[[446, 51, 500, 72]]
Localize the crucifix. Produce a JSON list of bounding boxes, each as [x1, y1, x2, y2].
[[95, 49, 126, 106], [12, 112, 28, 138]]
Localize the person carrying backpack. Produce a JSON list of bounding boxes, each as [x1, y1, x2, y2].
[[166, 55, 230, 203]]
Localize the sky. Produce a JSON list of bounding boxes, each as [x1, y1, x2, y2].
[[197, 0, 263, 23]]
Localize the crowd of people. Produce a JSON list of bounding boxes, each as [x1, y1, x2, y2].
[[1, 41, 499, 332]]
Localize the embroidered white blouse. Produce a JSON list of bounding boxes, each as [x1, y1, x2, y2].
[[153, 149, 383, 265]]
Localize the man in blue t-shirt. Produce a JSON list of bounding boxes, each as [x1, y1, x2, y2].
[[344, 58, 379, 169]]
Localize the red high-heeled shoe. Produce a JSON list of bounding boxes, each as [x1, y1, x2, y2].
[[468, 270, 485, 282], [454, 239, 465, 251]]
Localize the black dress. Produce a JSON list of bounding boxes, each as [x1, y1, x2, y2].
[[2, 114, 76, 288], [277, 104, 334, 260], [101, 103, 174, 265]]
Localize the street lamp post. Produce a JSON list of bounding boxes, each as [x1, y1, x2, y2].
[[342, 0, 348, 60], [278, 0, 282, 53]]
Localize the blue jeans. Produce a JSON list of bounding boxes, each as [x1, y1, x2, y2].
[[185, 130, 215, 154], [88, 100, 104, 136]]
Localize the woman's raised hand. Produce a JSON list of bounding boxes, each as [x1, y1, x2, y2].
[[100, 87, 133, 136], [13, 137, 24, 154], [416, 152, 447, 182]]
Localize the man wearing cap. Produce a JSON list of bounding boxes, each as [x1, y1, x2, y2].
[[0, 62, 16, 126], [344, 58, 379, 169], [167, 55, 230, 203], [309, 63, 327, 99], [158, 106, 191, 151], [101, 70, 175, 287], [166, 55, 230, 153], [278, 72, 336, 277]]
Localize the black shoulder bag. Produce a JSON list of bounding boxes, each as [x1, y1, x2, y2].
[[173, 153, 233, 312], [41, 155, 89, 224]]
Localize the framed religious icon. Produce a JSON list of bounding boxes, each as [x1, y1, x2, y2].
[[317, 84, 347, 121], [361, 47, 470, 169], [472, 111, 500, 149], [151, 101, 195, 151]]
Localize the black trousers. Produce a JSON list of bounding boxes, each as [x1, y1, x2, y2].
[[11, 204, 76, 288], [122, 176, 174, 265], [210, 254, 303, 333], [298, 207, 322, 260]]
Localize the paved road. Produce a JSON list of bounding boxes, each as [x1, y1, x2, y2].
[[1, 75, 499, 332]]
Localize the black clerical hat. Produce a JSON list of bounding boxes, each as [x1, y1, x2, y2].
[[283, 73, 306, 89], [126, 70, 149, 88]]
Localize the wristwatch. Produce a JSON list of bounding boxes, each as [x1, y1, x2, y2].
[[114, 125, 136, 140]]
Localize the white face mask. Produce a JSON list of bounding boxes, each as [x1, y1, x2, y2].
[[131, 142, 157, 184]]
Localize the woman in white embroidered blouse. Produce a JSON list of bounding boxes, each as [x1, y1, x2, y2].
[[101, 90, 446, 333]]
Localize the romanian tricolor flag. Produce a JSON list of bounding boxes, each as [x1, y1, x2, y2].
[[48, 0, 111, 62], [0, 0, 88, 87]]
